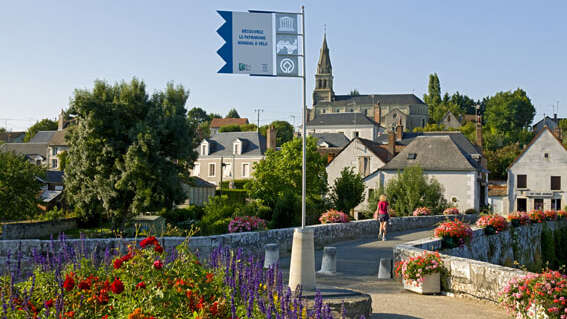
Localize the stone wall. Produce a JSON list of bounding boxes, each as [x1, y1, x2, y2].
[[394, 220, 567, 302], [1, 218, 78, 240]]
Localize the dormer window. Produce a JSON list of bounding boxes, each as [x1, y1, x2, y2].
[[233, 139, 242, 155], [200, 141, 209, 156]]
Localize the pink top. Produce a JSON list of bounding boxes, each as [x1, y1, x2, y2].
[[378, 201, 388, 215]]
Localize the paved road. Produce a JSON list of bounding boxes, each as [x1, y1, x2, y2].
[[278, 228, 511, 319]]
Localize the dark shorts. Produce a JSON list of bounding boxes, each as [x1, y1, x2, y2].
[[379, 214, 389, 222]]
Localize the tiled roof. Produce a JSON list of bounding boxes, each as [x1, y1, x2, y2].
[[307, 112, 379, 126], [199, 131, 266, 157], [210, 118, 249, 128]]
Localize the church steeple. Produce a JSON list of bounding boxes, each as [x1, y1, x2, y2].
[[313, 32, 334, 105]]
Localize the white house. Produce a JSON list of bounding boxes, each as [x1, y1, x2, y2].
[[507, 127, 567, 212], [326, 137, 390, 187], [306, 112, 384, 142], [362, 132, 488, 212]]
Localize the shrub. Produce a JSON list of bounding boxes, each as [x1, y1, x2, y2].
[[501, 270, 567, 319], [200, 195, 239, 235], [434, 219, 473, 249], [412, 207, 431, 216], [318, 209, 350, 224], [220, 179, 250, 189], [215, 189, 248, 204], [464, 208, 478, 215], [234, 199, 272, 220], [443, 207, 460, 215], [395, 251, 445, 284], [529, 210, 546, 223], [329, 167, 365, 214], [159, 206, 204, 225], [475, 214, 508, 235], [228, 216, 267, 233]]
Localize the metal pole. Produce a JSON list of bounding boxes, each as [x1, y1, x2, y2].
[[301, 5, 306, 229]]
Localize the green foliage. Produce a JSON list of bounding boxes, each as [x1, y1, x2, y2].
[[413, 123, 452, 133], [199, 196, 270, 234], [23, 118, 58, 142], [233, 199, 271, 220], [483, 143, 523, 180], [220, 179, 250, 189], [541, 227, 558, 270], [350, 89, 360, 96], [65, 78, 197, 229], [423, 73, 441, 110], [484, 89, 535, 135], [0, 151, 45, 221], [57, 150, 68, 171], [247, 137, 328, 227], [215, 189, 248, 204], [225, 108, 240, 118], [260, 120, 295, 146], [385, 166, 448, 216], [330, 167, 365, 213], [366, 184, 385, 216], [218, 123, 258, 133], [159, 206, 204, 225]]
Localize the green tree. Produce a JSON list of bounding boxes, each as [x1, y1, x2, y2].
[[57, 151, 68, 171], [24, 119, 58, 142], [350, 89, 360, 96], [385, 166, 447, 216], [247, 137, 328, 227], [484, 89, 535, 136], [330, 167, 365, 213], [226, 108, 240, 118], [0, 152, 45, 221], [483, 143, 522, 180], [423, 73, 441, 123], [260, 120, 295, 146], [65, 78, 197, 228], [187, 107, 209, 126]]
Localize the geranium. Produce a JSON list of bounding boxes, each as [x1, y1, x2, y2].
[[434, 219, 473, 248], [153, 260, 163, 270], [319, 209, 350, 224], [413, 207, 431, 216], [443, 207, 460, 215], [558, 211, 567, 220], [475, 214, 508, 235], [63, 273, 75, 291], [507, 211, 530, 227], [395, 251, 444, 284], [544, 210, 558, 221], [110, 278, 124, 294], [228, 216, 268, 233], [529, 210, 546, 223]]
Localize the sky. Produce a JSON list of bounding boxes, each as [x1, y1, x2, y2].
[[1, 0, 566, 131]]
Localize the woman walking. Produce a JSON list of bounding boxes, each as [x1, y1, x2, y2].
[[376, 194, 389, 241]]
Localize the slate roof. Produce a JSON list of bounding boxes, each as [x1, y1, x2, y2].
[[312, 133, 349, 148], [314, 94, 425, 107], [0, 143, 47, 158], [187, 176, 216, 188], [375, 131, 482, 154], [29, 131, 56, 143], [210, 118, 249, 128], [0, 132, 25, 143], [49, 129, 68, 146], [307, 112, 379, 126], [200, 131, 266, 157], [328, 137, 391, 165], [381, 134, 483, 171], [532, 116, 565, 132], [46, 170, 64, 184]]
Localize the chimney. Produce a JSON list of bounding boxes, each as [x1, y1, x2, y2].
[[387, 129, 396, 157], [554, 113, 558, 123], [58, 109, 65, 131], [373, 102, 381, 124], [267, 125, 277, 150], [395, 118, 403, 141], [476, 114, 483, 149]]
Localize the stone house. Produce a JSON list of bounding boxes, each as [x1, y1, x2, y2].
[[507, 127, 567, 212], [191, 128, 276, 186], [306, 112, 384, 142], [210, 118, 249, 135], [309, 34, 428, 131], [0, 142, 48, 166], [363, 132, 488, 212], [326, 137, 390, 188], [440, 111, 462, 129]]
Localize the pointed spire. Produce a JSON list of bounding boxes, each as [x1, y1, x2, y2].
[[317, 32, 332, 74]]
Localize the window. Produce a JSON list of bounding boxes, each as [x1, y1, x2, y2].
[[322, 109, 326, 113], [192, 163, 200, 176], [242, 163, 250, 177], [517, 198, 527, 212], [544, 153, 549, 159], [552, 199, 562, 210], [534, 198, 544, 211], [36, 160, 41, 166], [52, 159, 58, 168], [201, 144, 207, 156], [208, 163, 215, 177], [353, 131, 359, 138], [52, 147, 57, 156], [358, 156, 370, 177], [223, 163, 232, 177], [517, 174, 527, 189], [551, 176, 561, 190], [422, 119, 425, 127], [407, 153, 417, 160]]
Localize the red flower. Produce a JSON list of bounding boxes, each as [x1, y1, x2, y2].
[[113, 258, 123, 269], [78, 279, 91, 290], [65, 311, 75, 318], [153, 260, 163, 270], [154, 244, 164, 254], [63, 274, 75, 291], [206, 273, 214, 283], [140, 236, 157, 248], [110, 278, 124, 294], [136, 281, 146, 289], [121, 251, 134, 262], [96, 289, 109, 304], [45, 299, 54, 308]]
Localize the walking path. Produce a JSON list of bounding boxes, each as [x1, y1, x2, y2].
[[278, 228, 511, 319]]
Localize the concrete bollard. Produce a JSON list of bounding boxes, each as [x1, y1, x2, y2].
[[377, 258, 392, 280], [263, 243, 279, 269], [317, 246, 337, 275]]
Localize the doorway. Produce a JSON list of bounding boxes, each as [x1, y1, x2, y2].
[[534, 198, 544, 211], [517, 198, 527, 212]]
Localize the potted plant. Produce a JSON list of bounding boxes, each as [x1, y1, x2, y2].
[[528, 210, 546, 223], [475, 214, 508, 235], [544, 210, 558, 221], [507, 212, 530, 227], [412, 207, 431, 216], [434, 219, 473, 249], [443, 207, 460, 215], [395, 251, 444, 294], [558, 210, 567, 220], [319, 209, 350, 224]]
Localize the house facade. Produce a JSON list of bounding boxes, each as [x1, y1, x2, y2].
[[191, 128, 276, 186], [507, 127, 567, 212], [306, 112, 384, 142], [47, 129, 69, 170]]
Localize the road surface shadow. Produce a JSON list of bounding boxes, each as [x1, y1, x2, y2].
[[370, 313, 422, 319]]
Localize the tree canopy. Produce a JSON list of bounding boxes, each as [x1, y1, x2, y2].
[[0, 152, 45, 221], [329, 167, 365, 213], [226, 108, 240, 118], [24, 119, 58, 142], [260, 120, 294, 146], [484, 89, 535, 136], [65, 78, 197, 228]]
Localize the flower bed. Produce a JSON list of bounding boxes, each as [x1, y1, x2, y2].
[[443, 207, 460, 215], [434, 219, 473, 249], [508, 212, 530, 227], [228, 216, 267, 233], [501, 270, 567, 319], [412, 207, 431, 217], [475, 214, 508, 235], [529, 210, 546, 224], [0, 236, 337, 318], [319, 209, 350, 224], [545, 210, 558, 221]]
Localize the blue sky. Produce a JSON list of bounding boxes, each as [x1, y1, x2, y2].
[[1, 1, 566, 131]]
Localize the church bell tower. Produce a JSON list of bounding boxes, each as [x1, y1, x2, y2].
[[313, 33, 334, 105]]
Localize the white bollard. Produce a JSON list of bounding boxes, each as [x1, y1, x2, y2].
[[378, 258, 392, 280], [263, 243, 280, 269], [288, 228, 316, 291], [317, 246, 337, 275]]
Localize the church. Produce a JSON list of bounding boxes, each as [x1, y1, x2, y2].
[[309, 34, 429, 131]]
